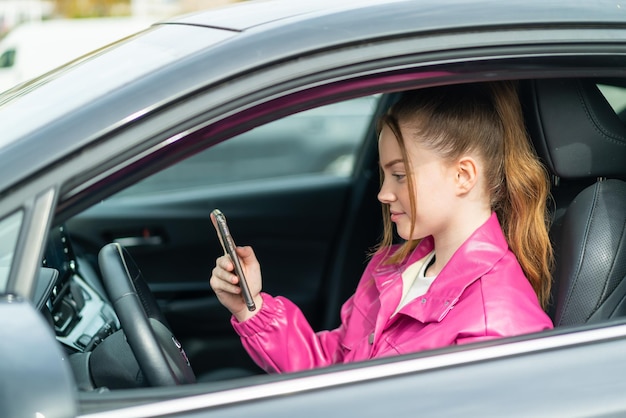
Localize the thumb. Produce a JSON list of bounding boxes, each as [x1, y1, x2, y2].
[[236, 245, 257, 264]]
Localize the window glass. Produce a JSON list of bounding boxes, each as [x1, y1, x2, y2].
[[0, 211, 23, 292], [114, 95, 379, 197], [597, 84, 626, 120]]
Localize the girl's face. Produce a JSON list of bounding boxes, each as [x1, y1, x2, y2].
[[377, 123, 459, 241]]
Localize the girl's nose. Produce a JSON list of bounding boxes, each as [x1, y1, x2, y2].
[[377, 184, 395, 204]]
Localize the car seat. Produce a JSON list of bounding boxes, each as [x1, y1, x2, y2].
[[524, 78, 626, 326]]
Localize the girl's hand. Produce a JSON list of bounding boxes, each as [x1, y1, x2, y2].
[[210, 245, 263, 322]]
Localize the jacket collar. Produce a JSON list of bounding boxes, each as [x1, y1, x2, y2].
[[373, 212, 509, 323]]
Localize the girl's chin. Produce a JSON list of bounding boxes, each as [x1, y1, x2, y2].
[[395, 226, 426, 241], [394, 227, 412, 241]]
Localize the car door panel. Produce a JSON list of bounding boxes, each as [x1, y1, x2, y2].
[[67, 176, 353, 376]]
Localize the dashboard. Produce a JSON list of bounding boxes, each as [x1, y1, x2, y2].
[[39, 225, 191, 389], [40, 226, 119, 354]]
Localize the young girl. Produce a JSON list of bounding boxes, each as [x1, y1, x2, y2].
[[210, 81, 554, 373]]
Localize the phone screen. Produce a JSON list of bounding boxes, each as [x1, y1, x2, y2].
[[211, 209, 256, 311]]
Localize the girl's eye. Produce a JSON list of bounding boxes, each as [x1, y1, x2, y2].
[[392, 173, 406, 181]]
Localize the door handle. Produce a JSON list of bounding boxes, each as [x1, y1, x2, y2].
[[111, 228, 165, 248], [114, 235, 164, 247]]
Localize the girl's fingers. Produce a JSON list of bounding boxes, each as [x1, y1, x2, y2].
[[212, 265, 237, 284], [216, 280, 241, 295], [216, 255, 233, 271], [210, 272, 240, 293]]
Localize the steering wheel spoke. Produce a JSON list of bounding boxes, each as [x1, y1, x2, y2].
[[97, 243, 196, 387]]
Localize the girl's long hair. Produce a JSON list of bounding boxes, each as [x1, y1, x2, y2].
[[376, 81, 553, 308]]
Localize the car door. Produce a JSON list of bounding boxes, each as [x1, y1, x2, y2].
[[66, 95, 385, 378]]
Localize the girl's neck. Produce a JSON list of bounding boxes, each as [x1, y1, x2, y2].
[[428, 208, 491, 276]]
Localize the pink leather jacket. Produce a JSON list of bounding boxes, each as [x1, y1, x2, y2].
[[231, 213, 553, 373]]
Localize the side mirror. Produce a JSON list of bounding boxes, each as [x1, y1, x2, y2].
[[0, 295, 76, 418]]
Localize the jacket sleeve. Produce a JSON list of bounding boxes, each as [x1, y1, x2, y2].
[[231, 292, 354, 373]]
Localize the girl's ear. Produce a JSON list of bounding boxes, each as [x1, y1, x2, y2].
[[455, 157, 478, 195]]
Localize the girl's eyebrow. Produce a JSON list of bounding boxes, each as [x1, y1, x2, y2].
[[380, 159, 404, 169]]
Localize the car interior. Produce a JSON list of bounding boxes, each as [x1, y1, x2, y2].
[[523, 78, 626, 325], [36, 76, 626, 393]]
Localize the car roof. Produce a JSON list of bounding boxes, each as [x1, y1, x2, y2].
[[0, 0, 624, 196]]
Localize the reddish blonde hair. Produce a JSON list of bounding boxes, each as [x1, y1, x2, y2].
[[376, 81, 553, 308]]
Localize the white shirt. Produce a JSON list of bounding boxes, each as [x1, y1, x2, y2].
[[394, 251, 437, 315]]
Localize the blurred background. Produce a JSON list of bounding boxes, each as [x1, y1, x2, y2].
[[0, 0, 243, 30], [0, 0, 245, 91]]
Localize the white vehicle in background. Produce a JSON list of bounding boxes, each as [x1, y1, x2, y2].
[[0, 17, 152, 92]]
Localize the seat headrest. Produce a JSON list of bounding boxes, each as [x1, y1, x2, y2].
[[524, 79, 626, 179]]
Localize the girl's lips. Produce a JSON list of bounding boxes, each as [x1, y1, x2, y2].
[[390, 212, 404, 222]]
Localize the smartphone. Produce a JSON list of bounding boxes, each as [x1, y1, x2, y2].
[[211, 209, 256, 311]]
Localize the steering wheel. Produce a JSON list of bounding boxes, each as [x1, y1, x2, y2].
[[98, 243, 196, 386]]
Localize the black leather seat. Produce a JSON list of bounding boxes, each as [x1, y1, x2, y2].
[[524, 78, 626, 326]]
